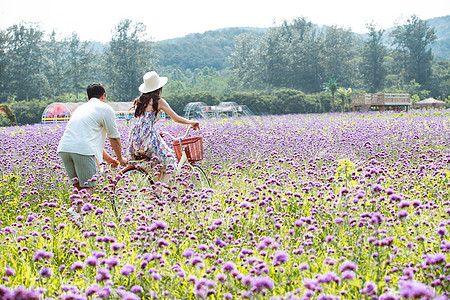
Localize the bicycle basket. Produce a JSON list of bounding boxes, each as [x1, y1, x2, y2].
[[172, 137, 204, 163]]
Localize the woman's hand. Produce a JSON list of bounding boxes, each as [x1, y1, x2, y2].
[[191, 121, 200, 130]]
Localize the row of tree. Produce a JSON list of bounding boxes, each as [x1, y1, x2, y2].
[[230, 16, 448, 99], [0, 15, 449, 124]]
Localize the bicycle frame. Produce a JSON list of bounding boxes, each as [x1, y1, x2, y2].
[[160, 126, 193, 175]]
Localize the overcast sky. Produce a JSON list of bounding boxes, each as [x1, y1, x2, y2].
[[0, 0, 448, 42]]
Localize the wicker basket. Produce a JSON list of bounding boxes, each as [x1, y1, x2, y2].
[[172, 137, 204, 163]]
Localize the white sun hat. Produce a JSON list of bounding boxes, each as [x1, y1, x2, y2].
[[138, 71, 168, 93]]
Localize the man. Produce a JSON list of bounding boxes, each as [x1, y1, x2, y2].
[[57, 83, 127, 196]]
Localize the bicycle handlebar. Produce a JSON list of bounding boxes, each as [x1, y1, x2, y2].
[[160, 125, 191, 141]]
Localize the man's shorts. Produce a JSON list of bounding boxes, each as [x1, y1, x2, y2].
[[59, 152, 98, 187]]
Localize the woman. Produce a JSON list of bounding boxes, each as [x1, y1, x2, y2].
[[128, 71, 199, 183]]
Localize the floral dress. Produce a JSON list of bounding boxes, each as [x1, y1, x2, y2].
[[127, 112, 176, 168]]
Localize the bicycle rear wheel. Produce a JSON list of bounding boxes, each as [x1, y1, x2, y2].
[[112, 166, 154, 217], [187, 165, 211, 191]]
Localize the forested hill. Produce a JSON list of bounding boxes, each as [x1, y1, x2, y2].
[[155, 27, 267, 70], [155, 15, 450, 71]]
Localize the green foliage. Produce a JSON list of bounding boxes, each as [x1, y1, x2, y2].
[[8, 98, 53, 125], [360, 23, 387, 92], [166, 92, 219, 115], [104, 19, 156, 102], [0, 16, 449, 117], [155, 28, 265, 70], [1, 23, 49, 101], [390, 15, 437, 89]]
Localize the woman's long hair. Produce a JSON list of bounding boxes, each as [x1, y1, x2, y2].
[[132, 88, 162, 118]]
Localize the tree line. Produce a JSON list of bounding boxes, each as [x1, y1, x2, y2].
[[0, 15, 449, 125]]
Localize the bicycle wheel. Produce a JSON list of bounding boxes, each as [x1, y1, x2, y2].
[[187, 165, 211, 191], [112, 166, 154, 217]]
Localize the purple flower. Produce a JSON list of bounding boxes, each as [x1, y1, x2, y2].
[[38, 267, 52, 278], [130, 285, 143, 294], [95, 268, 111, 282], [339, 260, 357, 272], [223, 292, 233, 299], [360, 281, 377, 296], [341, 270, 356, 280], [317, 294, 337, 300], [399, 280, 434, 299], [182, 248, 195, 258], [151, 272, 162, 280], [157, 238, 170, 248], [379, 292, 400, 300], [424, 253, 447, 265], [334, 217, 344, 224], [85, 256, 98, 267], [85, 284, 101, 297], [437, 227, 447, 237], [318, 271, 341, 284], [299, 263, 310, 270], [397, 210, 408, 219], [105, 257, 119, 268], [32, 249, 53, 262], [273, 250, 289, 266], [372, 184, 384, 193], [4, 266, 16, 277], [214, 237, 226, 248], [120, 264, 136, 277], [222, 261, 236, 273], [150, 220, 168, 231], [251, 276, 274, 293], [369, 212, 384, 225], [216, 273, 226, 283], [69, 261, 85, 271], [303, 278, 319, 290], [111, 242, 125, 252]]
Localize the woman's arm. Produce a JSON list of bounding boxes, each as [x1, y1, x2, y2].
[[159, 98, 199, 129]]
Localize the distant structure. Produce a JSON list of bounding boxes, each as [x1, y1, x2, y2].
[[414, 98, 446, 110], [41, 102, 134, 123], [184, 101, 254, 119], [351, 94, 411, 112]]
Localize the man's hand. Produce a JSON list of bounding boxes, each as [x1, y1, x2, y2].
[[119, 157, 128, 167], [106, 157, 119, 168]]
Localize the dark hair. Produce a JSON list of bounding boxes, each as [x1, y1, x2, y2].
[[87, 83, 106, 99], [132, 88, 162, 117]]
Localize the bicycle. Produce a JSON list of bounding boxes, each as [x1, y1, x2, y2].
[[111, 125, 211, 217]]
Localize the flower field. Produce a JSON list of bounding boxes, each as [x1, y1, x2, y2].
[[0, 111, 450, 299]]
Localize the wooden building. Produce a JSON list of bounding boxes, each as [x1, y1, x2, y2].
[[351, 94, 411, 112]]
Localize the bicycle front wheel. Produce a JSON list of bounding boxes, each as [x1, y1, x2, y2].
[[187, 165, 211, 191], [112, 166, 154, 217]]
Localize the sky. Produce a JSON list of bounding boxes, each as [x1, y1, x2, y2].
[[0, 0, 448, 42]]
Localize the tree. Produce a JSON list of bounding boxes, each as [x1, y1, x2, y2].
[[0, 30, 8, 102], [336, 87, 352, 113], [390, 15, 437, 90], [279, 18, 323, 93], [66, 32, 97, 97], [321, 26, 358, 88], [229, 32, 262, 90], [324, 78, 338, 112], [43, 31, 67, 96], [3, 23, 48, 101], [360, 23, 387, 92], [104, 19, 156, 102]]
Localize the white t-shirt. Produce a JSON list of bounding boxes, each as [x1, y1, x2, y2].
[[57, 98, 121, 163]]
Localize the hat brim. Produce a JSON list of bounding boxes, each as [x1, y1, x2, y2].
[[139, 77, 168, 93]]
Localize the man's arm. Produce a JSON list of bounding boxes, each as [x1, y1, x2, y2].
[[109, 137, 127, 166]]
